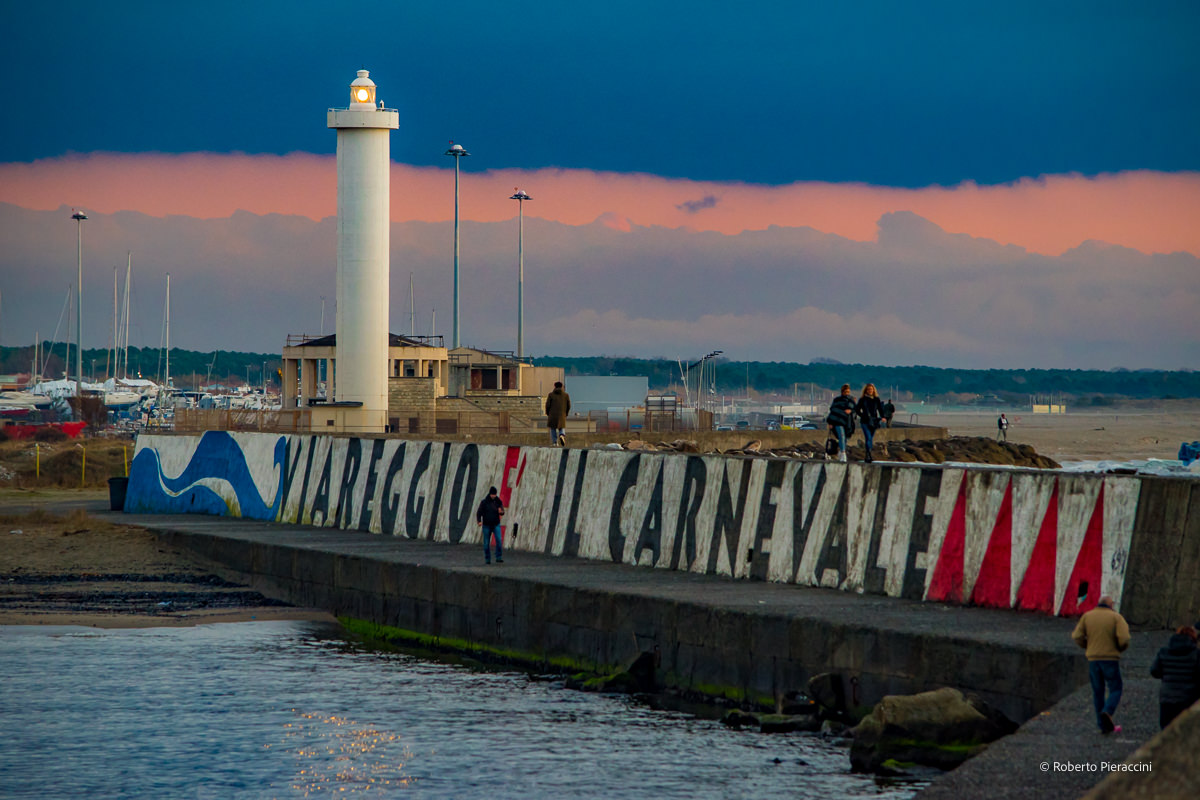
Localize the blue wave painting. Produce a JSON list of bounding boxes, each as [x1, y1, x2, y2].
[[124, 431, 285, 520]]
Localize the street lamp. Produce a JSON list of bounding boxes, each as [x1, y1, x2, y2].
[[509, 188, 532, 358], [445, 143, 469, 349], [71, 210, 87, 403]]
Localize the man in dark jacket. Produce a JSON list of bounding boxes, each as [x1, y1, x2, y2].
[[476, 486, 506, 564], [826, 384, 856, 463], [1150, 626, 1200, 729], [545, 381, 570, 446]]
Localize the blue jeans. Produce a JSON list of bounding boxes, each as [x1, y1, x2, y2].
[[862, 423, 876, 453], [834, 425, 846, 454], [482, 523, 502, 562], [550, 427, 564, 444], [1088, 660, 1123, 729]]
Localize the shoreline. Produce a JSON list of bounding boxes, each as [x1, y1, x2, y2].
[[0, 503, 333, 629], [0, 607, 336, 629]]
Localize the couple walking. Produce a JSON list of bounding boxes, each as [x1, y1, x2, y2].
[[827, 383, 885, 462]]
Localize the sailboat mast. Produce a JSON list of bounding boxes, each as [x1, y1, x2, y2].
[[108, 266, 117, 380], [409, 273, 414, 338], [164, 274, 171, 388], [121, 256, 131, 379]]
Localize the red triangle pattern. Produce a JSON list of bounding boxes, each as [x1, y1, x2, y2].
[[1057, 483, 1106, 617], [927, 477, 968, 603], [1016, 479, 1059, 613], [498, 446, 526, 543], [970, 480, 1013, 609]]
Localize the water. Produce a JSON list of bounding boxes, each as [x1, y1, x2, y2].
[[0, 622, 924, 799]]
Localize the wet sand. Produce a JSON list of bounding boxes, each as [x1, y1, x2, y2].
[[911, 409, 1199, 462], [0, 502, 332, 628]]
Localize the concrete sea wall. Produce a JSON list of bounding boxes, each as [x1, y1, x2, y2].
[[126, 432, 1199, 625]]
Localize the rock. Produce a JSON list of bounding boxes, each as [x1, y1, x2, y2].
[[780, 693, 819, 716], [849, 687, 1016, 774], [588, 650, 658, 693], [624, 440, 655, 451], [758, 713, 823, 733], [821, 719, 850, 737], [806, 672, 848, 717], [721, 708, 759, 729], [670, 439, 701, 453], [742, 439, 762, 452]]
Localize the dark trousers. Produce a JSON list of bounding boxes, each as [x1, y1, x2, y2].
[[1088, 660, 1123, 730]]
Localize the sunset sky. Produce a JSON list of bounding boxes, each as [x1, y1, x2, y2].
[[1, 2, 1197, 369]]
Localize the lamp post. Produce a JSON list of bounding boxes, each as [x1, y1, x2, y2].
[[509, 189, 531, 358], [445, 143, 469, 348], [71, 210, 87, 402]]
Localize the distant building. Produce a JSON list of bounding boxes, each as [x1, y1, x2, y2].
[[566, 376, 649, 414]]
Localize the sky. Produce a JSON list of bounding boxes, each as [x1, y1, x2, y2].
[[1, 1, 1198, 370]]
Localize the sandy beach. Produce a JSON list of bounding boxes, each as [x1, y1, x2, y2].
[[0, 504, 333, 628], [911, 407, 1200, 463]]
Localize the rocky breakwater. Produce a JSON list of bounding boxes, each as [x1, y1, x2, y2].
[[609, 436, 1061, 468]]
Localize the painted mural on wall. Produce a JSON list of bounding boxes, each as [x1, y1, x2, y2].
[[127, 432, 1140, 616]]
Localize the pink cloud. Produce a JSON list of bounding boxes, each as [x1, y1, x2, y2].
[[1, 153, 1198, 256]]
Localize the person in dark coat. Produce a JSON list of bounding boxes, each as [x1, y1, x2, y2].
[[854, 383, 885, 463], [826, 384, 856, 462], [882, 399, 895, 428], [476, 486, 506, 564], [1150, 626, 1200, 729], [545, 381, 571, 446]]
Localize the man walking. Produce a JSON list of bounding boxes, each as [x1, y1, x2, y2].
[[545, 381, 570, 446], [1071, 596, 1131, 734], [476, 486, 506, 564], [997, 413, 1009, 442]]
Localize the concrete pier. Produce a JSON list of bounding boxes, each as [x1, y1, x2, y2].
[[90, 503, 1174, 799]]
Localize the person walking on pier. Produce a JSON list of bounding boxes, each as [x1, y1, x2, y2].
[[1150, 625, 1200, 729], [546, 381, 571, 447], [476, 486, 506, 564], [997, 413, 1010, 442], [1071, 596, 1131, 734], [882, 398, 895, 429], [826, 384, 856, 462], [854, 383, 885, 463]]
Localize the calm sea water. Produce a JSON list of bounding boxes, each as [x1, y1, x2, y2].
[[0, 622, 924, 799]]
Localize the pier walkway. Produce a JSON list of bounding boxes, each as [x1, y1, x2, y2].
[[77, 499, 1167, 800]]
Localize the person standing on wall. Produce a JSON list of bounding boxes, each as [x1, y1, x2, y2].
[[545, 381, 571, 447], [476, 486, 506, 564], [855, 383, 885, 463], [826, 384, 856, 463], [1071, 596, 1132, 734], [882, 398, 895, 429], [997, 413, 1010, 442], [1150, 625, 1200, 730]]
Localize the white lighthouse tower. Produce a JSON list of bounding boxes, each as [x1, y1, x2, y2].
[[327, 69, 398, 432]]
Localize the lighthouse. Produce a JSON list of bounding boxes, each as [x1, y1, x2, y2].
[[327, 69, 398, 432]]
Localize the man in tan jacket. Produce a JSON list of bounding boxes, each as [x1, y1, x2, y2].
[[1071, 596, 1131, 734]]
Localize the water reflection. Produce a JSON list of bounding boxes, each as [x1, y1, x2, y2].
[[0, 622, 926, 799]]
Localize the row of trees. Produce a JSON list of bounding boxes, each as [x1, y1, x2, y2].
[[536, 356, 1200, 401], [5, 344, 1196, 400]]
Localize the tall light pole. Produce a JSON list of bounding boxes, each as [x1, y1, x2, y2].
[[509, 189, 531, 358], [71, 210, 87, 401], [445, 143, 469, 348]]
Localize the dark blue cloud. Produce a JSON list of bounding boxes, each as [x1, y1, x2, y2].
[[2, 1, 1198, 187], [675, 195, 720, 213]]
